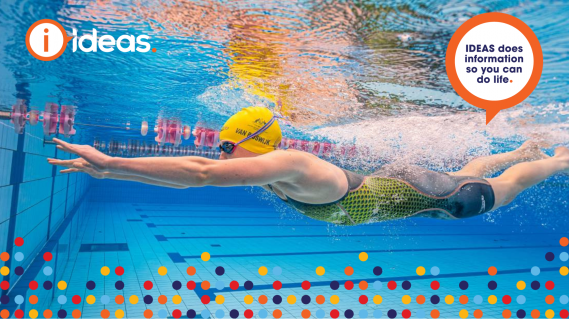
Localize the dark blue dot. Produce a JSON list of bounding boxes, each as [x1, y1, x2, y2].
[[488, 281, 497, 290], [115, 281, 124, 290], [388, 309, 397, 319], [330, 281, 340, 290], [58, 309, 67, 319], [431, 295, 440, 304], [144, 295, 153, 304], [273, 295, 282, 304], [531, 281, 540, 290], [15, 266, 24, 276], [345, 310, 354, 319], [459, 281, 469, 290], [44, 281, 53, 290], [86, 281, 96, 290], [244, 281, 253, 290], [187, 310, 196, 319], [517, 309, 526, 318], [0, 295, 9, 304], [230, 310, 239, 319], [373, 267, 383, 276], [402, 281, 411, 290], [172, 281, 182, 290], [301, 295, 311, 304], [545, 252, 554, 261], [215, 267, 225, 276]]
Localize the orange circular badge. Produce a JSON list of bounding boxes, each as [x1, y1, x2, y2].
[[26, 19, 74, 61]]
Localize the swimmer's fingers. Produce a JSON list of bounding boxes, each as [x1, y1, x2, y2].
[[47, 158, 85, 168], [52, 138, 79, 155], [60, 168, 80, 174]]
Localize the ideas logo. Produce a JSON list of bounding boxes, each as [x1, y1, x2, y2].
[[26, 19, 154, 61]]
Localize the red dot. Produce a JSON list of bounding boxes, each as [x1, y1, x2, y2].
[[502, 295, 511, 304], [273, 281, 282, 290], [344, 281, 354, 290], [431, 281, 440, 290], [187, 281, 196, 290], [115, 267, 124, 276], [72, 295, 81, 304], [43, 252, 52, 261], [244, 310, 253, 319], [388, 281, 397, 290], [402, 309, 411, 319], [29, 281, 38, 290], [546, 281, 554, 290], [560, 310, 568, 319], [359, 295, 368, 304], [330, 310, 339, 319], [14, 310, 23, 319], [230, 281, 239, 290], [144, 281, 153, 290], [15, 237, 24, 247], [1, 281, 9, 290], [201, 295, 210, 304], [172, 310, 181, 319], [301, 281, 311, 290]]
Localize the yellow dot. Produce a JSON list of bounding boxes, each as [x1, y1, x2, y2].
[[172, 295, 182, 304], [359, 252, 368, 261], [488, 295, 497, 304], [330, 295, 340, 305], [445, 295, 454, 304], [287, 295, 296, 304], [115, 310, 125, 319], [258, 266, 268, 276], [57, 281, 67, 290], [416, 266, 425, 276], [129, 295, 139, 304], [402, 295, 412, 304], [0, 266, 9, 276], [201, 252, 210, 261], [459, 310, 469, 319], [158, 266, 167, 276], [86, 295, 96, 304], [215, 295, 225, 304], [100, 266, 110, 276], [244, 295, 254, 304], [316, 266, 325, 276], [373, 295, 383, 304], [560, 266, 568, 276], [29, 310, 38, 319], [517, 281, 526, 290], [545, 310, 555, 319]]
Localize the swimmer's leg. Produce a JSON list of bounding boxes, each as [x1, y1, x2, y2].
[[486, 147, 569, 210], [448, 140, 549, 178]]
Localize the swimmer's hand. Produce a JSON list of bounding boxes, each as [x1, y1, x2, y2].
[[48, 157, 106, 179], [49, 138, 112, 171]]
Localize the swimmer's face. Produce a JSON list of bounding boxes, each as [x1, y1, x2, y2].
[[218, 140, 259, 160]]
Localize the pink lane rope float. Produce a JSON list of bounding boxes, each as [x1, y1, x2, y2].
[[0, 100, 76, 137]]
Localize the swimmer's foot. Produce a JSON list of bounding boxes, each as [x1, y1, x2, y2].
[[553, 146, 569, 174], [516, 140, 550, 161]]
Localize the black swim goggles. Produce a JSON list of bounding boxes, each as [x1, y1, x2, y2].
[[218, 115, 279, 154]]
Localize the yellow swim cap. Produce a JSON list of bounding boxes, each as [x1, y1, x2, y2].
[[219, 107, 282, 154]]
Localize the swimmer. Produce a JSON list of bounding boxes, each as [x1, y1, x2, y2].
[[48, 107, 569, 225]]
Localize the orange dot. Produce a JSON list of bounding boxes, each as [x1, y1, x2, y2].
[[431, 309, 440, 319], [43, 310, 53, 319], [531, 310, 540, 319], [316, 295, 325, 304], [301, 310, 311, 319], [415, 295, 425, 304], [201, 280, 210, 290], [115, 295, 124, 304], [187, 266, 196, 276], [72, 310, 81, 319], [0, 310, 9, 319], [144, 310, 153, 319], [101, 309, 110, 319], [258, 295, 268, 304], [345, 266, 354, 276], [503, 310, 512, 319], [158, 295, 167, 304], [510, 80, 513, 83], [561, 237, 569, 247], [545, 295, 555, 304], [459, 295, 469, 304], [273, 309, 282, 319], [488, 266, 498, 276], [152, 48, 157, 53], [474, 310, 483, 319], [358, 281, 368, 290], [29, 295, 38, 304], [0, 253, 9, 262]]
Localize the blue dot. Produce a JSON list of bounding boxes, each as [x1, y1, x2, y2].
[[58, 309, 67, 319], [373, 310, 382, 318], [14, 252, 24, 262], [488, 280, 497, 290], [316, 309, 325, 318], [373, 267, 382, 276], [15, 266, 24, 276], [517, 309, 526, 319], [215, 266, 225, 276], [172, 281, 182, 290], [517, 295, 526, 304], [561, 252, 568, 262], [0, 296, 9, 304], [14, 295, 24, 305], [230, 309, 239, 319], [216, 281, 225, 290], [531, 266, 540, 276], [416, 310, 425, 318], [259, 310, 268, 319], [345, 309, 354, 319], [387, 309, 397, 319], [431, 295, 440, 304], [373, 281, 382, 290], [86, 280, 96, 290], [215, 310, 225, 319], [115, 281, 124, 290], [201, 310, 210, 319], [57, 295, 67, 305], [402, 281, 411, 290], [459, 281, 469, 290], [43, 266, 53, 276], [559, 295, 568, 304], [158, 309, 167, 318], [531, 281, 540, 290], [545, 252, 554, 261], [273, 266, 282, 276], [330, 281, 340, 290], [101, 295, 110, 305], [244, 281, 253, 290], [431, 266, 440, 276], [44, 281, 53, 290], [187, 310, 196, 318], [144, 295, 153, 304], [359, 310, 368, 318], [301, 295, 311, 304], [474, 295, 483, 304], [273, 295, 282, 304]]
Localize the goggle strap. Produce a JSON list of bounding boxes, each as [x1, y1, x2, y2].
[[234, 116, 277, 146]]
